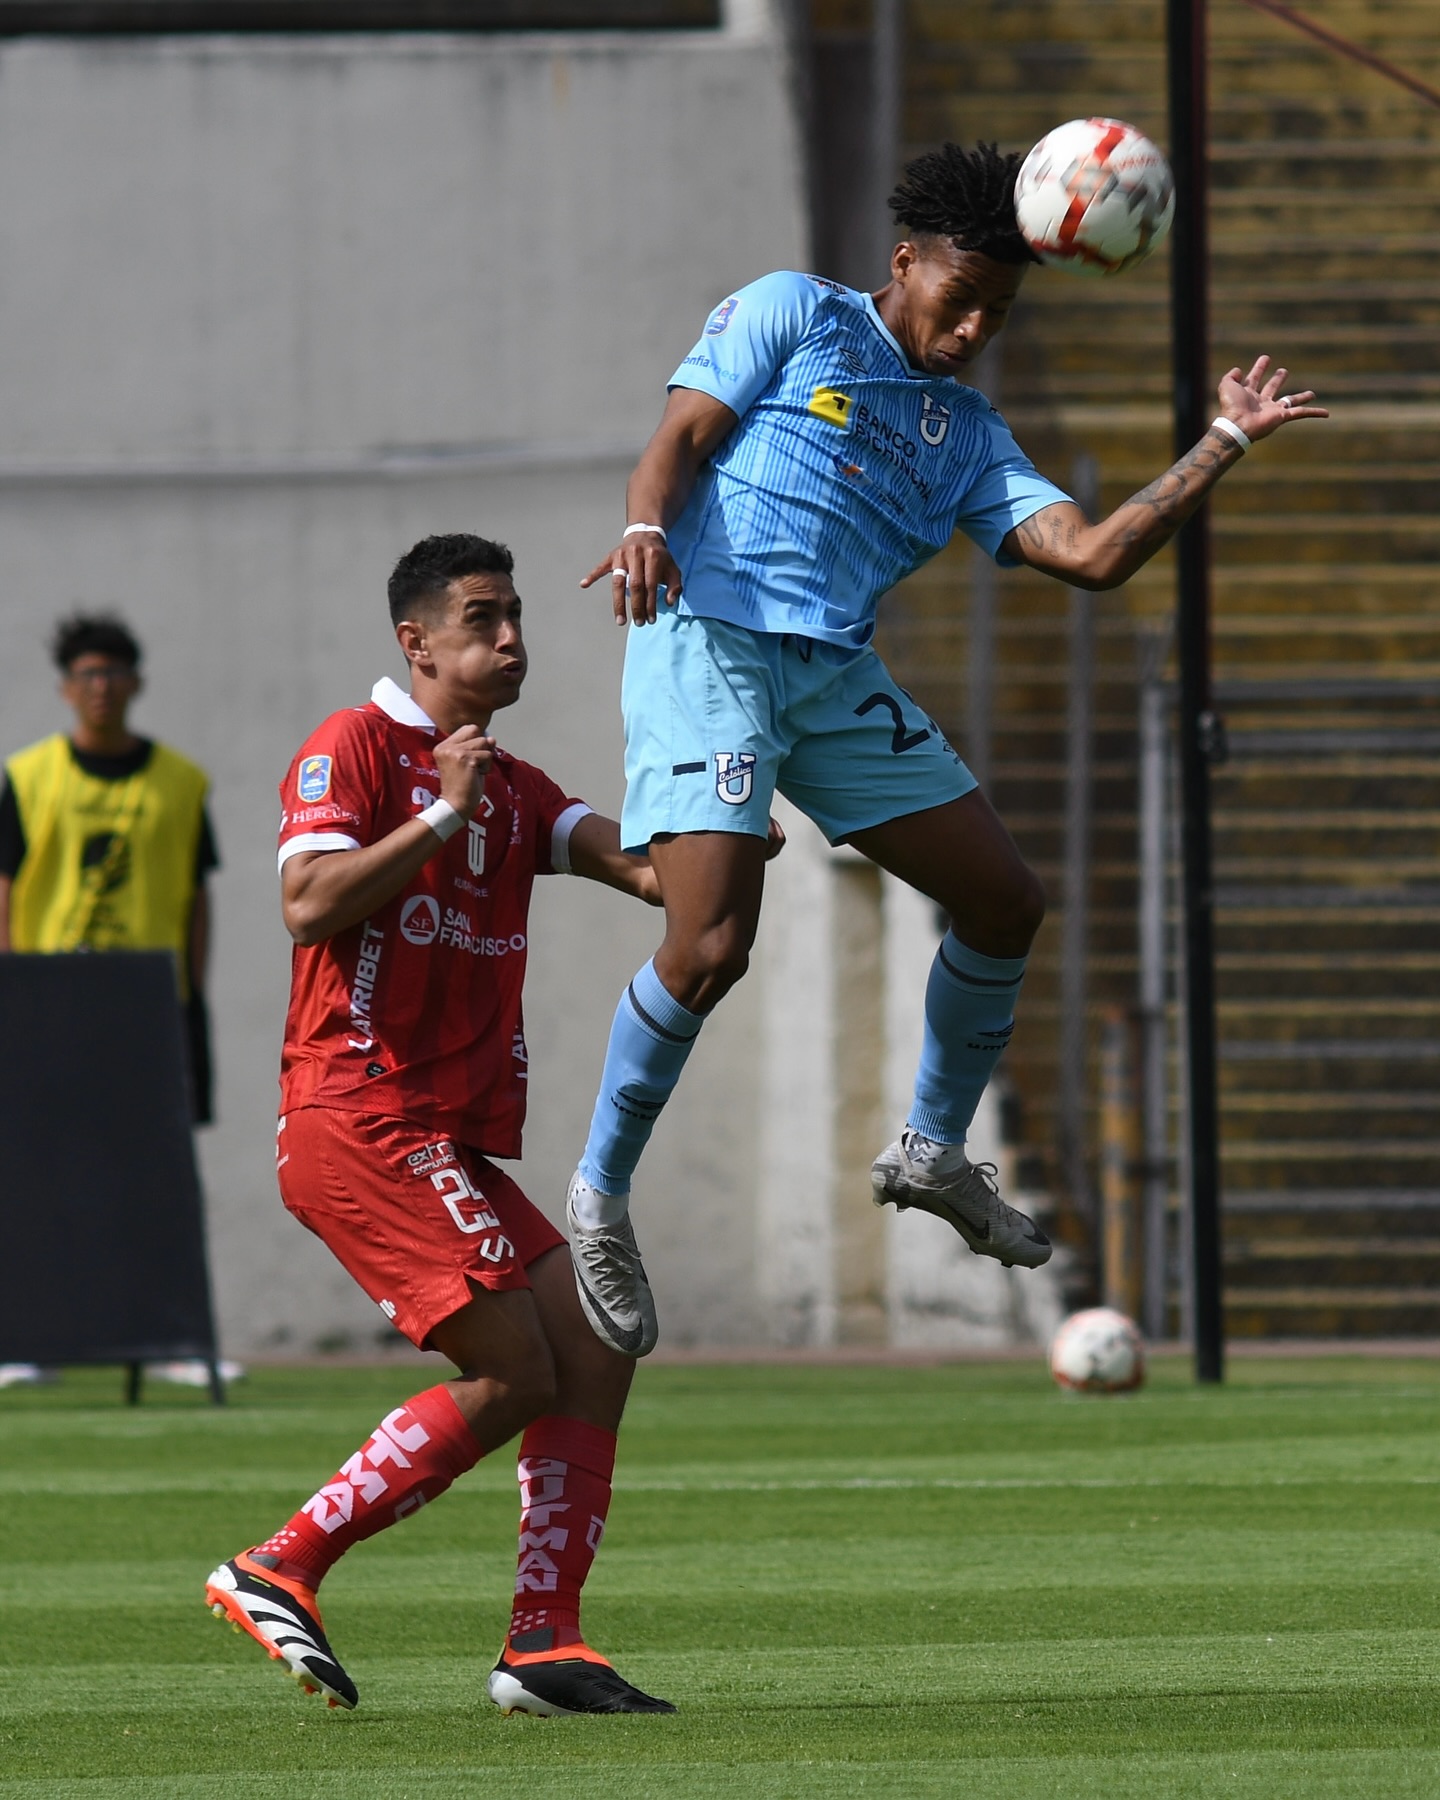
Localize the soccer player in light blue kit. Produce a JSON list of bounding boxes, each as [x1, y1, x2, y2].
[[566, 142, 1325, 1356]]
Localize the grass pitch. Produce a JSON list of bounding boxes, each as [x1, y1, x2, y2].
[[2, 1355, 1438, 1798]]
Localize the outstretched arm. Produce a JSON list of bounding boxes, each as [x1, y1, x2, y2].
[[1001, 356, 1328, 591], [566, 814, 662, 905], [579, 387, 739, 628], [568, 811, 786, 905]]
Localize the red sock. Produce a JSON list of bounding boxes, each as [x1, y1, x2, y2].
[[251, 1384, 480, 1590], [506, 1416, 617, 1657]]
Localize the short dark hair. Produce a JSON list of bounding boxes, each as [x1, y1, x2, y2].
[[387, 533, 516, 626], [888, 141, 1038, 265], [51, 612, 142, 673]]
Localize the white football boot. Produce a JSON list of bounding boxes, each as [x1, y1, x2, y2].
[[871, 1132, 1052, 1269], [566, 1172, 659, 1358]]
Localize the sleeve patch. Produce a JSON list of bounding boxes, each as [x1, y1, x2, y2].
[[705, 296, 739, 335], [297, 755, 333, 802]]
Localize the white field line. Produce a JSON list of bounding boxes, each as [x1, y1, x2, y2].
[[612, 1473, 1440, 1493], [1, 1470, 1436, 1497]]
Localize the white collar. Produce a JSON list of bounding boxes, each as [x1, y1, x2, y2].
[[370, 676, 436, 732]]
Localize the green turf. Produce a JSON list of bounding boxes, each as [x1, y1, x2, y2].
[[2, 1356, 1438, 1797]]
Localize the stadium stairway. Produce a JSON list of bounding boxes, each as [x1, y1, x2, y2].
[[851, 0, 1440, 1335]]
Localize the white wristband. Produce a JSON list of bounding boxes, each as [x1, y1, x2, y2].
[[418, 798, 465, 842], [1210, 416, 1251, 453], [623, 522, 668, 544]]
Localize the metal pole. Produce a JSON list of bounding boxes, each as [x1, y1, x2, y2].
[[870, 0, 904, 281], [1167, 0, 1225, 1381], [1059, 454, 1100, 1238], [1099, 1007, 1142, 1317], [1170, 739, 1197, 1351], [1137, 632, 1172, 1340]]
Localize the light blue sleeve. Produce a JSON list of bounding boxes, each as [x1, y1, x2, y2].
[[667, 271, 820, 420], [954, 403, 1074, 566]]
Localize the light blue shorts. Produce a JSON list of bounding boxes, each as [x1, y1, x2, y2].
[[619, 607, 978, 852]]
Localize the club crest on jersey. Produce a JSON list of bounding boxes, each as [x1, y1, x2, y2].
[[467, 820, 487, 877], [399, 893, 441, 946], [297, 755, 332, 802], [714, 751, 757, 807], [809, 385, 854, 428], [920, 393, 952, 446], [705, 296, 739, 335]]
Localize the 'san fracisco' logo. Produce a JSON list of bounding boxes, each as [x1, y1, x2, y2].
[[399, 894, 441, 945], [714, 751, 757, 806]]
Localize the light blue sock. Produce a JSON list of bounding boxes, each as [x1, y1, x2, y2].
[[578, 958, 706, 1197], [907, 931, 1027, 1146]]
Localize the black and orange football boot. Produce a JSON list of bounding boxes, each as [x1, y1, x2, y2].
[[204, 1551, 358, 1710], [487, 1628, 675, 1717]]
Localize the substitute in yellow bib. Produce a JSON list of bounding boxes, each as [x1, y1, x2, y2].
[[0, 613, 219, 1120]]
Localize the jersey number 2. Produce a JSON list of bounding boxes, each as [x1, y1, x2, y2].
[[854, 691, 931, 755]]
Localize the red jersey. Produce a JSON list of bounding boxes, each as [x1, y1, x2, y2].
[[277, 677, 589, 1155]]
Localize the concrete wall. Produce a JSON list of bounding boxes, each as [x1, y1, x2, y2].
[[0, 11, 805, 1353], [0, 6, 1061, 1357]]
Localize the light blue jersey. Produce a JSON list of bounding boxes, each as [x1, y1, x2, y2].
[[668, 270, 1070, 649]]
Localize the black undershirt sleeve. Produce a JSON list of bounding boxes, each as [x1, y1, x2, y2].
[[0, 780, 24, 878], [196, 806, 219, 882]]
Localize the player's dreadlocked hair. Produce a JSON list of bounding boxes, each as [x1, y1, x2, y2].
[[388, 532, 516, 625], [887, 141, 1037, 264]]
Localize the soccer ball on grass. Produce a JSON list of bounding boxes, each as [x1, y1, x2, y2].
[[1049, 1307, 1146, 1393], [1014, 117, 1175, 278]]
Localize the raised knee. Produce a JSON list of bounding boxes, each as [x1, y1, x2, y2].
[[694, 929, 750, 993], [1016, 868, 1046, 940], [943, 860, 1046, 957], [663, 924, 752, 1009], [988, 861, 1046, 945]]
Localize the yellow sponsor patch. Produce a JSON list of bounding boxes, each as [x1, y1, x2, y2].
[[807, 385, 854, 428]]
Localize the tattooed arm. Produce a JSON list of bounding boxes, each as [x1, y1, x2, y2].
[[1000, 356, 1327, 591]]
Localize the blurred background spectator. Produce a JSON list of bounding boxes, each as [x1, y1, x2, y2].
[[0, 610, 237, 1388]]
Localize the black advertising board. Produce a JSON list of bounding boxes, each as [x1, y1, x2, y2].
[[0, 953, 220, 1386]]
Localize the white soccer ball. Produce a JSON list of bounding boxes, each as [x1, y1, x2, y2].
[[1049, 1307, 1146, 1393], [1014, 117, 1175, 277]]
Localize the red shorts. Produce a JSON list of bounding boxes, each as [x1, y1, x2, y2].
[[276, 1106, 566, 1349]]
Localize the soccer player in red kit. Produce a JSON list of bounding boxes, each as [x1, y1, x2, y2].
[[204, 533, 704, 1717]]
